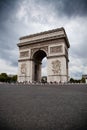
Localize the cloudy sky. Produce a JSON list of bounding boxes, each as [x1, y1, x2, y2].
[[0, 0, 87, 79]]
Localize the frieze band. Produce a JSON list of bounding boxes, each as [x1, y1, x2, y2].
[[50, 45, 62, 54], [20, 51, 29, 58]]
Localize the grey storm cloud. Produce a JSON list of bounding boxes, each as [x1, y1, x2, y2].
[[1, 0, 87, 21], [0, 0, 87, 77], [0, 0, 20, 67], [39, 0, 87, 17], [0, 0, 18, 22]]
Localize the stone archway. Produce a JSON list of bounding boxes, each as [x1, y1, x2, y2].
[[17, 27, 70, 83], [33, 50, 47, 82]]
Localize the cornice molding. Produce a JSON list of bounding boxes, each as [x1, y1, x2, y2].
[[17, 34, 70, 48], [19, 27, 64, 40]]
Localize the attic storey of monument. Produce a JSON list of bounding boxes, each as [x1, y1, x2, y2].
[[17, 27, 70, 83]]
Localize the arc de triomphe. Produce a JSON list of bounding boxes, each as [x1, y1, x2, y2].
[[17, 27, 70, 83]]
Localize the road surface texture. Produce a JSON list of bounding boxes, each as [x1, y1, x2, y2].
[[0, 84, 87, 130]]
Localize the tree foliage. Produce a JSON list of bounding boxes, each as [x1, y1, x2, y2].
[[81, 77, 85, 83], [0, 73, 17, 83], [69, 77, 85, 83], [41, 76, 47, 83]]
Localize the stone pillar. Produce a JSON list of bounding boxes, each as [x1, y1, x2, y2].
[[47, 58, 61, 83], [38, 63, 42, 82], [47, 57, 68, 83]]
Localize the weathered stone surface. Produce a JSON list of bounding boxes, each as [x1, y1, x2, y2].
[[50, 45, 62, 53], [20, 51, 29, 58], [17, 27, 70, 83]]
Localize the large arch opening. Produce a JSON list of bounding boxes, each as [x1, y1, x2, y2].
[[33, 50, 47, 82], [41, 57, 47, 78]]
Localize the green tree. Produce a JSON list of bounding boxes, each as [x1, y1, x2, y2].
[[70, 78, 75, 83], [81, 77, 85, 83], [41, 76, 47, 83], [0, 73, 8, 82], [0, 73, 17, 83], [11, 75, 17, 82]]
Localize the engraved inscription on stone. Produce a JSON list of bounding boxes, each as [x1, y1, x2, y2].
[[50, 45, 62, 53], [20, 51, 29, 58], [52, 60, 61, 74], [21, 63, 26, 74]]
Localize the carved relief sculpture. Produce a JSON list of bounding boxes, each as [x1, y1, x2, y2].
[[21, 63, 26, 74], [50, 45, 62, 54], [20, 51, 29, 58], [52, 60, 61, 74]]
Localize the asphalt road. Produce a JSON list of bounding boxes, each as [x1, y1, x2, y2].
[[0, 84, 87, 130]]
